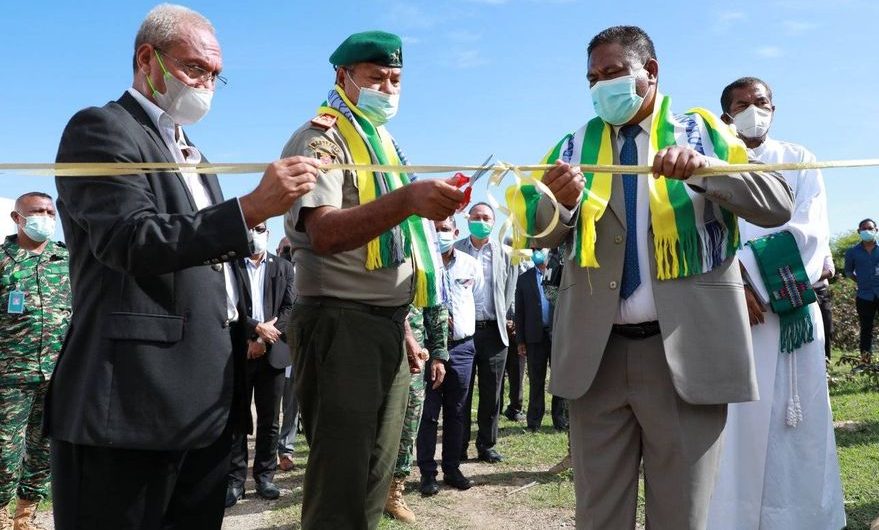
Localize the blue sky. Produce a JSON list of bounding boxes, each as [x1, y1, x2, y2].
[[1, 0, 877, 248]]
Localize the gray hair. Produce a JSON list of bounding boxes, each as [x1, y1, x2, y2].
[[132, 4, 215, 71]]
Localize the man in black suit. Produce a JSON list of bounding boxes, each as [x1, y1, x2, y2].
[[49, 5, 319, 529], [226, 224, 295, 506], [515, 249, 566, 431]]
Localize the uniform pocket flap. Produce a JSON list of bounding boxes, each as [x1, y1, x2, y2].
[[103, 312, 184, 343]]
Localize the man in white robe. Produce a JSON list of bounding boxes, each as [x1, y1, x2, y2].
[[707, 77, 846, 530]]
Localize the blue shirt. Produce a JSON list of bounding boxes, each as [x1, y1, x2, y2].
[[535, 269, 551, 327], [844, 243, 879, 300]]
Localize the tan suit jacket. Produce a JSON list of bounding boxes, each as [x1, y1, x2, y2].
[[538, 170, 793, 405]]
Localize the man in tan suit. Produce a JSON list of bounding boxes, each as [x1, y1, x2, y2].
[[531, 26, 793, 529]]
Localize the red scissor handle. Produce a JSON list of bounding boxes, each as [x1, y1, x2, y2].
[[451, 172, 473, 211]]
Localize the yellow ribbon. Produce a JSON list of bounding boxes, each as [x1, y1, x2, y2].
[[3, 158, 879, 177]]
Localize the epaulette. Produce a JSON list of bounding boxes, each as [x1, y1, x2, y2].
[[310, 113, 337, 130]]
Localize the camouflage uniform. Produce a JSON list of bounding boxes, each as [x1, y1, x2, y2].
[[394, 304, 448, 478], [0, 235, 71, 506]]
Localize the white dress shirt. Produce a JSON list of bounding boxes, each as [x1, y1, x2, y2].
[[613, 114, 658, 325], [445, 249, 484, 340], [461, 238, 497, 321], [127, 87, 240, 322], [245, 253, 267, 323]]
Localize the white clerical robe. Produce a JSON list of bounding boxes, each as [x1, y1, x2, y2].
[[707, 137, 846, 530]]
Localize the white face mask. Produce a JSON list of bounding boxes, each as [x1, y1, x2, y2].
[[252, 231, 268, 255], [148, 52, 213, 125], [732, 104, 772, 139], [346, 70, 399, 126]]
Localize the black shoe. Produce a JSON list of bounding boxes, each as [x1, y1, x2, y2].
[[504, 409, 526, 422], [526, 425, 539, 433], [255, 480, 281, 500], [477, 448, 503, 463], [420, 474, 440, 496], [554, 422, 569, 432], [225, 484, 245, 508], [443, 469, 474, 490]]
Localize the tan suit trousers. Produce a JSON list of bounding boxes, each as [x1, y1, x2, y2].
[[568, 333, 727, 530]]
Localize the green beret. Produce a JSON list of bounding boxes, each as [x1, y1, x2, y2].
[[329, 30, 403, 68]]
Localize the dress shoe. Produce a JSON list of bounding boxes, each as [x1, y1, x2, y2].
[[504, 409, 526, 422], [278, 454, 295, 471], [526, 425, 539, 433], [477, 448, 503, 463], [225, 484, 245, 508], [255, 480, 281, 500], [443, 469, 473, 490], [554, 422, 569, 432], [419, 474, 440, 496]]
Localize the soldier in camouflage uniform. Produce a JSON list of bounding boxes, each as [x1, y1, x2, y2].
[[385, 303, 448, 523], [0, 192, 71, 530]]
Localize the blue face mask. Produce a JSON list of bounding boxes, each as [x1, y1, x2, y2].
[[590, 73, 645, 125], [347, 71, 399, 126], [860, 229, 876, 242], [17, 213, 55, 243], [532, 250, 546, 266], [438, 231, 455, 253]]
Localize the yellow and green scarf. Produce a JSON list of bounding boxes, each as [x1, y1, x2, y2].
[[318, 87, 444, 307], [510, 93, 748, 280]]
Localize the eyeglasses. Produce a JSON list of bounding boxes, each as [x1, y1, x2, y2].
[[252, 226, 267, 234], [155, 48, 227, 88]]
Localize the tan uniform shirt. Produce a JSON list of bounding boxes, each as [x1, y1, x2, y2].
[[282, 120, 414, 306]]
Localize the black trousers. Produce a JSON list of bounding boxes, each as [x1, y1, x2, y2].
[[461, 323, 507, 453], [51, 427, 232, 530], [525, 331, 567, 429], [814, 285, 833, 359], [856, 296, 879, 354], [229, 356, 286, 487], [501, 331, 526, 415]]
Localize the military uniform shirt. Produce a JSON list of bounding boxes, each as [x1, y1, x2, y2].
[[0, 236, 71, 386], [282, 121, 414, 306], [407, 304, 449, 361]]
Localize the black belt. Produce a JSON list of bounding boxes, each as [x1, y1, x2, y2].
[[475, 320, 496, 329], [449, 336, 473, 348], [296, 296, 408, 323], [612, 321, 660, 339]]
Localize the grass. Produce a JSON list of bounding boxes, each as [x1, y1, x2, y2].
[[24, 349, 876, 529], [271, 349, 879, 529], [828, 353, 879, 530]]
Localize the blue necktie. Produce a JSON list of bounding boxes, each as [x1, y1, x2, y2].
[[620, 124, 641, 300]]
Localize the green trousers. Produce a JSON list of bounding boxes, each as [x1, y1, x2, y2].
[[0, 381, 50, 506], [291, 301, 409, 530], [394, 371, 426, 478]]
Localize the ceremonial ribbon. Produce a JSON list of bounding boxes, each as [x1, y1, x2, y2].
[[3, 159, 879, 177]]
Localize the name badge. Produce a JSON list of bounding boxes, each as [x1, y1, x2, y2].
[[7, 290, 25, 314]]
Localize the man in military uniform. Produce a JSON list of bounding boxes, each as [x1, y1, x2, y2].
[[385, 304, 448, 523], [282, 31, 463, 528], [0, 192, 71, 530]]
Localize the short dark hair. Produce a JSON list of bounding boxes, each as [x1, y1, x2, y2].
[[859, 218, 876, 229], [587, 26, 656, 65], [468, 202, 494, 215], [15, 192, 53, 208], [720, 77, 773, 114]]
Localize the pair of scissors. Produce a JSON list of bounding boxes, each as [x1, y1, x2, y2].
[[450, 154, 493, 211]]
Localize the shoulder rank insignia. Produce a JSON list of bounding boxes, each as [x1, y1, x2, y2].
[[310, 113, 337, 130]]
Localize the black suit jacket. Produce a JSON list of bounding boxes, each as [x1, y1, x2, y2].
[[50, 91, 252, 450], [238, 253, 295, 369], [514, 267, 553, 345]]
